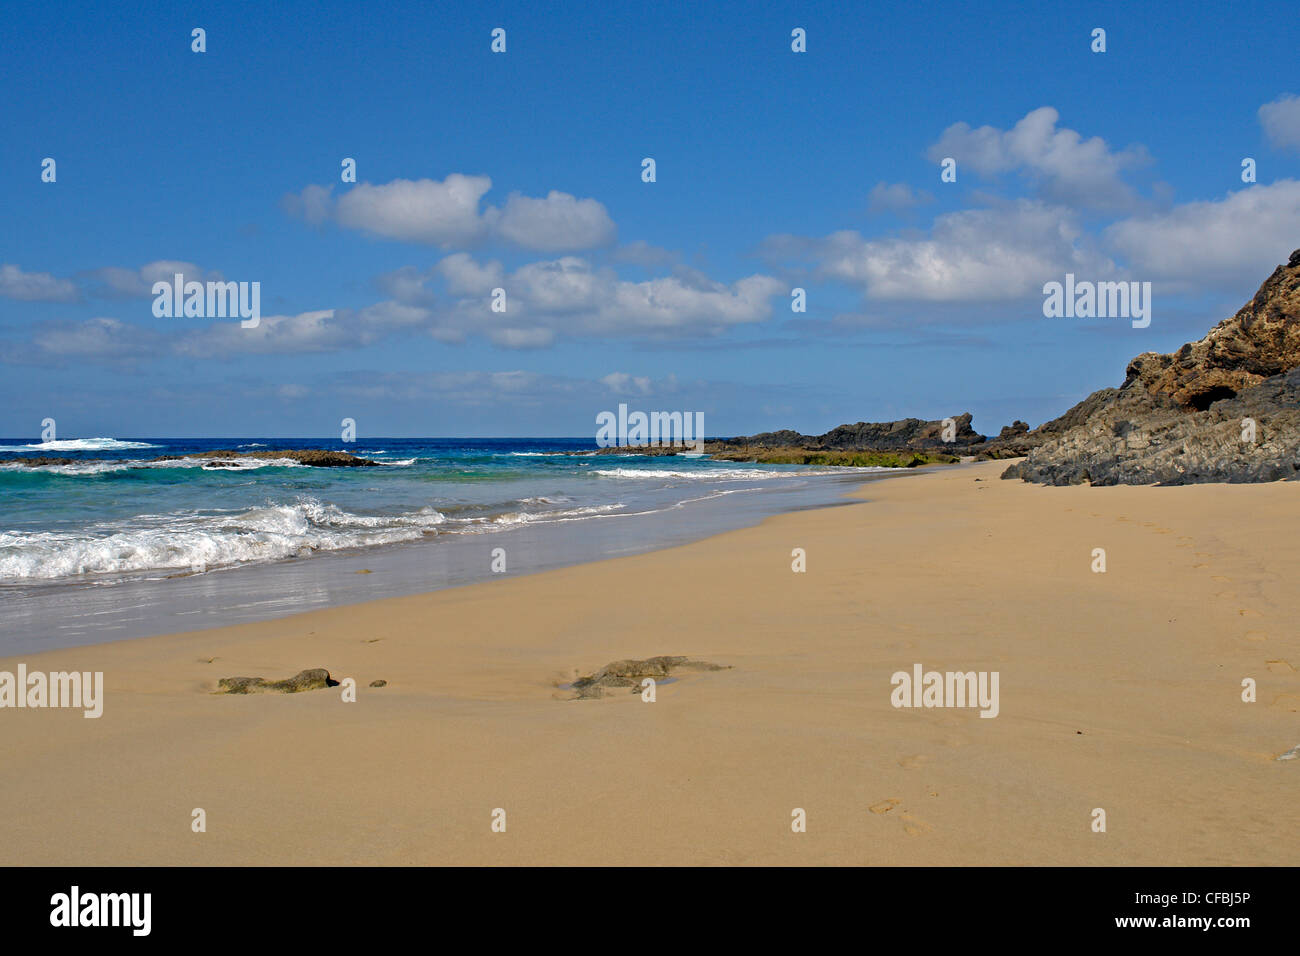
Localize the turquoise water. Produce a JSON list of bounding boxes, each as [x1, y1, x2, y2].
[[0, 436, 886, 587]]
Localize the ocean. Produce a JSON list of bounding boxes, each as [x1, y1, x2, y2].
[[0, 437, 900, 652]]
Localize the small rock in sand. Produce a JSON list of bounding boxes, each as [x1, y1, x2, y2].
[[568, 656, 729, 700], [216, 668, 339, 694]]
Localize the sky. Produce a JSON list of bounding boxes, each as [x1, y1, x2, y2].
[[1, 0, 1298, 440]]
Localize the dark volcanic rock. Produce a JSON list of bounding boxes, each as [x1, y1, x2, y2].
[[0, 457, 80, 467], [1004, 250, 1300, 485], [2, 449, 379, 469], [1126, 247, 1300, 411], [156, 449, 378, 467], [568, 656, 730, 700], [1002, 369, 1300, 485], [718, 413, 985, 453], [216, 668, 340, 694]]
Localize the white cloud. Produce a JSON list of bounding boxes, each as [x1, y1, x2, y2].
[[335, 175, 492, 246], [1259, 94, 1300, 152], [600, 372, 652, 395], [927, 106, 1149, 210], [0, 264, 79, 302], [365, 255, 784, 347], [1105, 179, 1300, 287], [285, 175, 616, 251], [488, 191, 616, 251], [434, 253, 505, 295], [770, 200, 1114, 302]]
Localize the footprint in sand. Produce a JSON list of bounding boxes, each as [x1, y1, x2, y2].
[[869, 799, 933, 835], [1216, 591, 1238, 600], [1266, 660, 1295, 674], [1239, 609, 1263, 618], [1193, 563, 1210, 569], [898, 754, 929, 770], [1212, 575, 1232, 583], [900, 812, 933, 836]]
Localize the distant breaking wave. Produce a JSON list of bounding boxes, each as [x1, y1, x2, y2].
[[0, 456, 309, 476], [0, 438, 161, 451]]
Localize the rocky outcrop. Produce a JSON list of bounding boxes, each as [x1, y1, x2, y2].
[[567, 656, 729, 700], [1126, 249, 1300, 411], [216, 668, 339, 694], [0, 457, 80, 467], [1004, 250, 1300, 485], [154, 450, 378, 467], [717, 412, 985, 453], [1, 449, 379, 468]]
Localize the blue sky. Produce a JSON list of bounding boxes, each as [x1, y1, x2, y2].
[[2, 0, 1298, 439]]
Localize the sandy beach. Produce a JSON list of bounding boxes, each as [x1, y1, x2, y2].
[[1, 459, 1296, 866]]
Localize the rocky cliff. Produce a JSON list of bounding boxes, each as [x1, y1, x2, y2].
[[1003, 249, 1300, 485]]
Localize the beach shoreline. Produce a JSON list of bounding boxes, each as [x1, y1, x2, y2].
[[1, 459, 1296, 866], [0, 458, 907, 655]]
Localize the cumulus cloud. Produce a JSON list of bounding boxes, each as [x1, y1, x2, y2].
[[0, 264, 79, 302], [926, 106, 1149, 210], [335, 175, 492, 245], [21, 252, 781, 361], [1105, 179, 1300, 287], [284, 174, 616, 252], [372, 255, 783, 347], [765, 200, 1114, 302], [1259, 94, 1300, 152], [487, 191, 616, 251], [433, 253, 505, 295]]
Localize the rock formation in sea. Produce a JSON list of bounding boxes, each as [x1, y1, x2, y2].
[[1, 449, 380, 468]]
